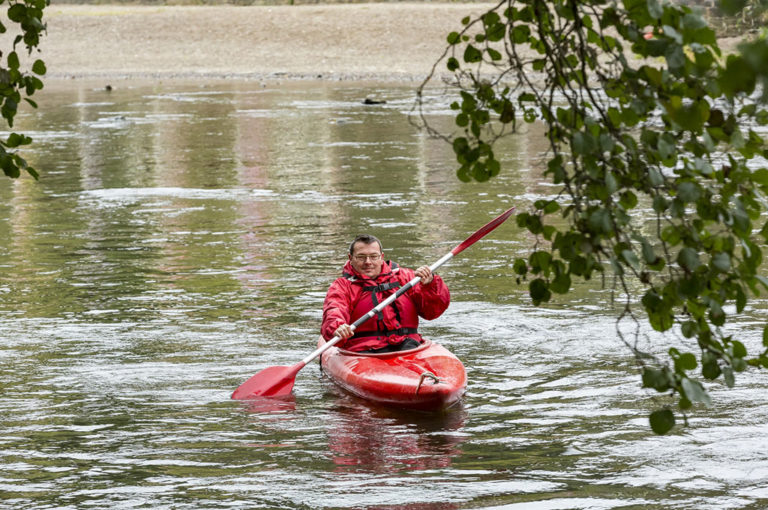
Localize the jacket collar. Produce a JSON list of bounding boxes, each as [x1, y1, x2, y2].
[[342, 259, 396, 282]]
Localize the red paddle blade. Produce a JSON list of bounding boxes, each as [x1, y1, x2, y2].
[[451, 206, 515, 256], [231, 362, 305, 400]]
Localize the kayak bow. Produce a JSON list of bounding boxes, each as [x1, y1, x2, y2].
[[318, 337, 467, 411]]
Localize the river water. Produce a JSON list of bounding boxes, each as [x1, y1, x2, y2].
[[1, 80, 767, 509]]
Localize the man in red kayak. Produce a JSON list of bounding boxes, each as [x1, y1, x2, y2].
[[322, 234, 451, 353]]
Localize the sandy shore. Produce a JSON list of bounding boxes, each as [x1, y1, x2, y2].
[[6, 3, 745, 84], [32, 3, 496, 82]]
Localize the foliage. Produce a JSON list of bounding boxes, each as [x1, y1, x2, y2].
[[0, 0, 47, 180], [413, 0, 768, 434], [716, 0, 768, 34]]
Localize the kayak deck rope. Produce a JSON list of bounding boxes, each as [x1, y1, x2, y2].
[[415, 371, 442, 394]]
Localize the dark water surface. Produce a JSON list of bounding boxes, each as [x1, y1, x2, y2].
[[1, 80, 768, 509]]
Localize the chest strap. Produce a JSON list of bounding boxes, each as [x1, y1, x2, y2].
[[363, 282, 401, 293], [351, 327, 418, 340], [367, 281, 402, 325]]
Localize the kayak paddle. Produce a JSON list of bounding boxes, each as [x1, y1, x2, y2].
[[231, 206, 515, 400]]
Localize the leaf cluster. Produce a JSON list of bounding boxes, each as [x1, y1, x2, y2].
[[415, 0, 768, 434], [0, 0, 48, 180]]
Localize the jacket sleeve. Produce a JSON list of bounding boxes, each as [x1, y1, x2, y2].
[[321, 278, 353, 341], [402, 268, 450, 320]]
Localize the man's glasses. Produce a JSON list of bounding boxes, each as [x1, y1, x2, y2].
[[353, 254, 382, 262]]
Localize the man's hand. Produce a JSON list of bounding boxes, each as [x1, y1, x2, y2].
[[415, 265, 434, 285], [334, 323, 354, 340]]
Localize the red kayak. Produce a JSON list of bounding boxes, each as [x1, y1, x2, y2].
[[318, 337, 467, 411]]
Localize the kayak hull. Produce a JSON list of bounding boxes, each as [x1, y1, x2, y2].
[[318, 337, 467, 411]]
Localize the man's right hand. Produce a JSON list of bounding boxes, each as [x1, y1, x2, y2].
[[334, 324, 354, 340]]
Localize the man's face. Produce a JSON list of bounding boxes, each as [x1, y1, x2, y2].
[[349, 241, 384, 279]]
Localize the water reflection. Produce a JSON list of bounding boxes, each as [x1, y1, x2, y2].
[[326, 392, 467, 474], [243, 395, 297, 415]]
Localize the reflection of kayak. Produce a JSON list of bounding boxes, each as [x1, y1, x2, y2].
[[318, 337, 467, 411]]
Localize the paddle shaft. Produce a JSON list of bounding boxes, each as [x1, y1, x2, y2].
[[299, 252, 454, 365]]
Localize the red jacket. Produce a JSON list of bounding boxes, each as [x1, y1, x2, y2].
[[321, 260, 450, 352]]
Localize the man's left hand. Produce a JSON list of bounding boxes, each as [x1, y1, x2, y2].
[[415, 265, 434, 285]]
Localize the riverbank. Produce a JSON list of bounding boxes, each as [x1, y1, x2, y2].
[[11, 3, 748, 83], [38, 3, 497, 82]]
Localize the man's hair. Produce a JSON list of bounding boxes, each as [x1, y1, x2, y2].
[[349, 234, 383, 256]]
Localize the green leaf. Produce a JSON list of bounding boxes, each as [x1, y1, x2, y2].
[[711, 252, 730, 272], [731, 339, 747, 358], [641, 240, 657, 264], [25, 165, 39, 180], [682, 12, 708, 31], [720, 55, 756, 97], [649, 409, 675, 435], [622, 249, 640, 270], [572, 131, 596, 155], [7, 4, 26, 22], [463, 45, 483, 63], [487, 48, 502, 61], [529, 278, 551, 304], [702, 353, 721, 380], [681, 378, 712, 406], [665, 45, 686, 70], [447, 32, 461, 45], [709, 300, 726, 326], [530, 251, 551, 274], [486, 22, 506, 42], [681, 321, 697, 338], [550, 272, 571, 294], [677, 181, 701, 202], [647, 0, 663, 19], [753, 168, 768, 185], [642, 367, 671, 391], [7, 52, 19, 71], [511, 24, 530, 44], [676, 352, 697, 371], [499, 100, 515, 124], [534, 199, 560, 214], [588, 208, 612, 234], [5, 132, 31, 148], [677, 247, 701, 271], [649, 310, 674, 332], [482, 11, 500, 27], [723, 366, 735, 388]]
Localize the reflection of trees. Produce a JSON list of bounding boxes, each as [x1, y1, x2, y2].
[[136, 85, 256, 320], [326, 391, 466, 475], [4, 86, 101, 317]]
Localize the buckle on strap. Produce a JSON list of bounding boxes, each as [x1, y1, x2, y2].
[[362, 282, 401, 293]]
